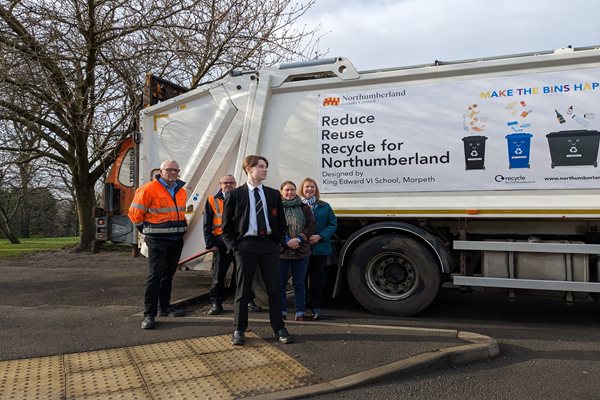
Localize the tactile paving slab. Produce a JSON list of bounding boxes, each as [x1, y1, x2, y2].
[[71, 387, 152, 400], [149, 375, 236, 400], [66, 364, 145, 398], [129, 339, 196, 364], [137, 354, 213, 385], [201, 346, 273, 374], [221, 363, 313, 398], [64, 348, 134, 374], [0, 355, 65, 400], [0, 333, 314, 399]]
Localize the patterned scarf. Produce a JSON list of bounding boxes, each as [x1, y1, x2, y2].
[[282, 196, 306, 237], [301, 195, 317, 212]]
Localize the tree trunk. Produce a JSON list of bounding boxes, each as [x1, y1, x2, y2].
[[18, 164, 31, 238], [0, 209, 20, 244], [74, 184, 96, 252]]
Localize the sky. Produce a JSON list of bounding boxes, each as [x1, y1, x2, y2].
[[297, 0, 600, 71]]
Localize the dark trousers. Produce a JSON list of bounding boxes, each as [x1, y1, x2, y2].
[[144, 236, 184, 317], [233, 237, 284, 333], [306, 254, 327, 310], [209, 243, 235, 304]]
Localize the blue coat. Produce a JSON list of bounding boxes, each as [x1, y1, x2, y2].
[[310, 201, 337, 256]]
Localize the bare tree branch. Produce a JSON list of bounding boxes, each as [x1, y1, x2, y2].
[[0, 0, 322, 250]]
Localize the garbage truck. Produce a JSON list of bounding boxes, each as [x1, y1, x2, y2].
[[104, 45, 600, 316]]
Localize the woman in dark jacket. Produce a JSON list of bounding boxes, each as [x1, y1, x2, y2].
[[279, 181, 316, 321], [300, 177, 337, 320]]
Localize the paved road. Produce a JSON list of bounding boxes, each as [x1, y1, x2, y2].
[[1, 249, 598, 399], [309, 287, 600, 400]]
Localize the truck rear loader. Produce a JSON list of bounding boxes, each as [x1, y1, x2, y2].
[[103, 45, 600, 316]]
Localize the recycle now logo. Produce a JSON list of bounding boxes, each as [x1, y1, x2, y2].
[[322, 97, 340, 106]]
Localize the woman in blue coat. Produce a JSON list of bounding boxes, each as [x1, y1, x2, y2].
[[300, 177, 337, 320]]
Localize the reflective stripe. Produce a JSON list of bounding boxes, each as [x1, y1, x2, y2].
[[128, 179, 187, 228], [208, 195, 224, 235], [213, 198, 222, 229], [143, 226, 188, 234], [130, 202, 147, 211], [147, 206, 185, 213]]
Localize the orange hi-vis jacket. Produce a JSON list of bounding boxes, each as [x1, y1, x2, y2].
[[207, 195, 224, 236], [128, 178, 187, 237]]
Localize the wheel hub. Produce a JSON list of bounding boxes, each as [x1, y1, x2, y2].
[[366, 252, 419, 300]]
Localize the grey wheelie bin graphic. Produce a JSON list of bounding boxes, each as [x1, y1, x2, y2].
[[546, 130, 600, 168], [462, 135, 488, 170], [505, 133, 533, 169]]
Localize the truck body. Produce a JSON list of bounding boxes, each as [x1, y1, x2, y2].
[[119, 46, 600, 315]]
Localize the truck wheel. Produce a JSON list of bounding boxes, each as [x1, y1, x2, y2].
[[347, 234, 440, 316]]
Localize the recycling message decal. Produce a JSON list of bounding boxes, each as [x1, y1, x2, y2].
[[318, 68, 600, 193]]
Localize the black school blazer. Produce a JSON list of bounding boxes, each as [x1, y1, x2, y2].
[[221, 183, 286, 250]]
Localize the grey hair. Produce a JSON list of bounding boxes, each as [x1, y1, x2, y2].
[[160, 160, 179, 169]]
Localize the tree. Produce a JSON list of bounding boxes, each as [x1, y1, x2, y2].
[[0, 0, 321, 251], [0, 122, 71, 240], [0, 153, 21, 243]]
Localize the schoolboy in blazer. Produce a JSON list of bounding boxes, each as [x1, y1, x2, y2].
[[222, 155, 294, 345]]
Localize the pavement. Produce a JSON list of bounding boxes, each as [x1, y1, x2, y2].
[[0, 248, 499, 399]]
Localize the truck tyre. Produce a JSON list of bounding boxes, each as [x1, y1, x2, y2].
[[347, 234, 441, 316]]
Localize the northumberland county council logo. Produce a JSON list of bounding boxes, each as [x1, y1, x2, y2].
[[322, 97, 340, 106]]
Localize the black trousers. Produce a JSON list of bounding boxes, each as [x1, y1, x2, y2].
[[144, 236, 184, 317], [209, 243, 235, 304], [306, 254, 327, 310], [233, 237, 284, 333]]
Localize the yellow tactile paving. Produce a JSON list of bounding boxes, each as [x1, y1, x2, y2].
[[221, 363, 312, 398], [150, 375, 236, 400], [0, 333, 315, 400], [71, 387, 152, 400], [202, 347, 273, 374], [64, 348, 134, 373], [137, 354, 213, 385], [0, 355, 65, 400], [66, 364, 145, 398]]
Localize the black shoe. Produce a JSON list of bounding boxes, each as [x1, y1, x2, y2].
[[248, 301, 263, 312], [313, 313, 322, 320], [158, 306, 186, 317], [232, 330, 245, 345], [275, 327, 294, 344], [208, 303, 223, 315], [141, 315, 155, 330]]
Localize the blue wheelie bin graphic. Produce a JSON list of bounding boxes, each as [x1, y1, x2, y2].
[[505, 133, 533, 169]]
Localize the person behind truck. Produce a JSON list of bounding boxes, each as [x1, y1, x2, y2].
[[221, 155, 294, 345], [279, 181, 316, 321], [203, 174, 262, 315], [300, 177, 337, 320], [128, 160, 188, 330]]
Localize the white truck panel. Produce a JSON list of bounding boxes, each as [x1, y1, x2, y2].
[[139, 48, 600, 279]]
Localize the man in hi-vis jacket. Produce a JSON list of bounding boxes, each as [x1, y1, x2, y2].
[[129, 160, 187, 330]]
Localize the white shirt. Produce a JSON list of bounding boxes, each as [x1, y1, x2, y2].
[[245, 183, 272, 236]]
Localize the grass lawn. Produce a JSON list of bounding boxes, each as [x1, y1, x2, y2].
[[0, 237, 79, 258]]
